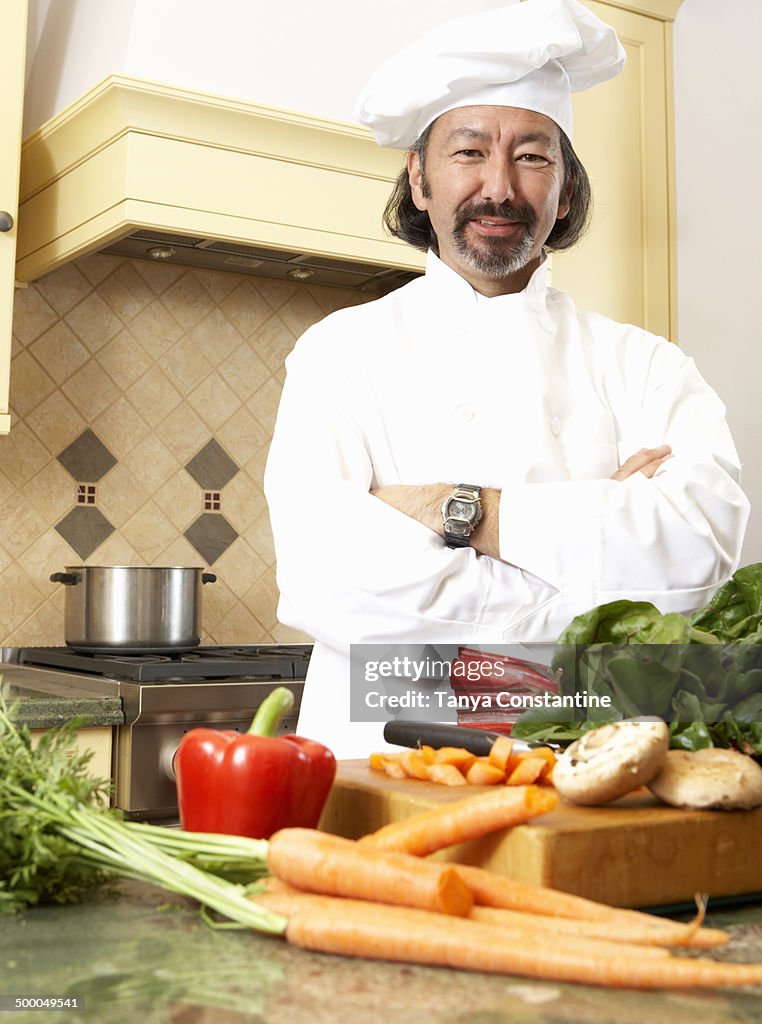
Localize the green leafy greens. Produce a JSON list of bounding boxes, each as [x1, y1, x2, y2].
[[512, 563, 762, 754], [0, 697, 284, 928]]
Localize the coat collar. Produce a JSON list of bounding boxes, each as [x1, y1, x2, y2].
[[423, 249, 552, 327]]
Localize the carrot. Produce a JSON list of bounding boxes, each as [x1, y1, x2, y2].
[[471, 905, 727, 950], [505, 756, 547, 786], [398, 749, 430, 780], [455, 863, 727, 945], [488, 736, 513, 772], [517, 746, 556, 768], [253, 890, 669, 961], [267, 828, 473, 917], [260, 868, 726, 951], [464, 758, 506, 786], [379, 754, 407, 779], [424, 763, 469, 787], [359, 784, 557, 856], [281, 899, 762, 989], [432, 746, 477, 771]]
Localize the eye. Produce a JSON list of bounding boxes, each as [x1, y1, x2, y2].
[[517, 152, 551, 165], [454, 149, 482, 158]]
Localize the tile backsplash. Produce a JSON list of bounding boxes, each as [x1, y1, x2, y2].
[[1, 253, 370, 647]]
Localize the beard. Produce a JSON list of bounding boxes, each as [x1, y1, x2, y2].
[[451, 201, 538, 278]]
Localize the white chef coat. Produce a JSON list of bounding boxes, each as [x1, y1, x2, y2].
[[264, 252, 750, 758]]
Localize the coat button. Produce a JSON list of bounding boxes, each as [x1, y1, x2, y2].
[[550, 417, 561, 436], [455, 403, 475, 422]]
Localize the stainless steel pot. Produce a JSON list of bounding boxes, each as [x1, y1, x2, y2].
[[50, 566, 217, 653]]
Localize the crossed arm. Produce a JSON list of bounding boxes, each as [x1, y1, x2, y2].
[[371, 445, 672, 559]]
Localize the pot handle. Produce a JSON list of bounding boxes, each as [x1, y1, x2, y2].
[[201, 573, 217, 584], [50, 571, 81, 586]]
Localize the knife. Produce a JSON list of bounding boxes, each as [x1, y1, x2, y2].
[[383, 719, 549, 755]]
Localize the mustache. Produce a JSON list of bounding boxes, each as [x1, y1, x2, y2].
[[454, 201, 537, 233]]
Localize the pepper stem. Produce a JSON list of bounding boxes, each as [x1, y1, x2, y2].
[[247, 686, 295, 737]]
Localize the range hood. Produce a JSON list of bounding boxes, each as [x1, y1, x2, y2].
[[16, 76, 425, 292], [101, 229, 420, 296]]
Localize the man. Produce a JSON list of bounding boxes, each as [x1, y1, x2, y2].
[[265, 0, 749, 757]]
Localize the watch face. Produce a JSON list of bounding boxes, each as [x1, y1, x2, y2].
[[449, 500, 473, 521]]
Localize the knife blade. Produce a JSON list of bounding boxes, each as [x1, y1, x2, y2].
[[383, 719, 538, 755]]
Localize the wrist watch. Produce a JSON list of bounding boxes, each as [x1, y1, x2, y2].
[[441, 484, 483, 548]]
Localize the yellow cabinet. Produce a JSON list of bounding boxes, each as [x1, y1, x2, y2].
[[0, 0, 28, 435], [29, 727, 114, 798], [550, 1, 679, 340]]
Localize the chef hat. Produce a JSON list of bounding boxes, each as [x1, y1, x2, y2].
[[354, 0, 626, 148]]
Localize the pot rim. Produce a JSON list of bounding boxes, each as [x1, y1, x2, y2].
[[61, 565, 210, 571]]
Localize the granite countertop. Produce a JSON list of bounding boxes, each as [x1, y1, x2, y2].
[[2, 881, 762, 1024], [10, 694, 123, 729], [0, 668, 123, 729]]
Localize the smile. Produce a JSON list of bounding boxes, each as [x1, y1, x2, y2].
[[471, 219, 524, 235]]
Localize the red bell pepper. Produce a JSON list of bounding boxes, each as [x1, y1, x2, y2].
[[174, 686, 336, 839]]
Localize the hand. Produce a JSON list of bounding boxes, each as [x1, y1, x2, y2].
[[611, 445, 672, 482]]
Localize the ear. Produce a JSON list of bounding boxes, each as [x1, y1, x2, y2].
[[408, 150, 429, 212]]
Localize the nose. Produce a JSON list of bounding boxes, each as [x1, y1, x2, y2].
[[480, 155, 516, 204]]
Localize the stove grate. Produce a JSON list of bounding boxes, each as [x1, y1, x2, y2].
[[18, 645, 311, 683]]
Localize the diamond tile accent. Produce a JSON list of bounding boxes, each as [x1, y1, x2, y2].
[[185, 439, 239, 490], [55, 506, 115, 559], [57, 429, 117, 482], [184, 512, 239, 565]]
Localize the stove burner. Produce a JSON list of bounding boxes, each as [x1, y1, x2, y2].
[[18, 645, 311, 683]]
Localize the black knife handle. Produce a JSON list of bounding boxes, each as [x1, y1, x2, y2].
[[383, 720, 498, 755]]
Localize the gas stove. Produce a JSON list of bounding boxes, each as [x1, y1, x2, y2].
[[8, 644, 311, 821]]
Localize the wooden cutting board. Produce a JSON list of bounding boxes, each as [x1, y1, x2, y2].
[[318, 760, 762, 909]]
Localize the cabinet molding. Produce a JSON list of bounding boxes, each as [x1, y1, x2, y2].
[[550, 2, 676, 340], [594, 0, 683, 20], [0, 0, 28, 434]]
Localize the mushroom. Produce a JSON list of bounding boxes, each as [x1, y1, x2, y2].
[[648, 748, 762, 810], [552, 719, 670, 806]]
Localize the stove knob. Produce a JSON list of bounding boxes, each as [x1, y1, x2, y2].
[[160, 741, 180, 782]]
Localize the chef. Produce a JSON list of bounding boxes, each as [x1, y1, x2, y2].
[[264, 0, 750, 758]]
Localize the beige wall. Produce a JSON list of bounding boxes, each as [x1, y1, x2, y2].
[[24, 0, 517, 135], [1, 253, 367, 647], [673, 0, 762, 566]]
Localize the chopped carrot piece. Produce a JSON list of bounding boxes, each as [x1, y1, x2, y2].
[[369, 752, 386, 772], [433, 746, 477, 771], [420, 745, 437, 764], [488, 736, 514, 772], [465, 759, 506, 786], [505, 747, 556, 775], [522, 747, 556, 768], [506, 757, 547, 786], [398, 750, 430, 780], [539, 762, 555, 785], [425, 763, 469, 787], [381, 756, 407, 780]]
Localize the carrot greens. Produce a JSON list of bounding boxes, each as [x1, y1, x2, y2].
[[0, 698, 284, 932]]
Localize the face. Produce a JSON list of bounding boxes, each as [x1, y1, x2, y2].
[[408, 105, 572, 296]]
